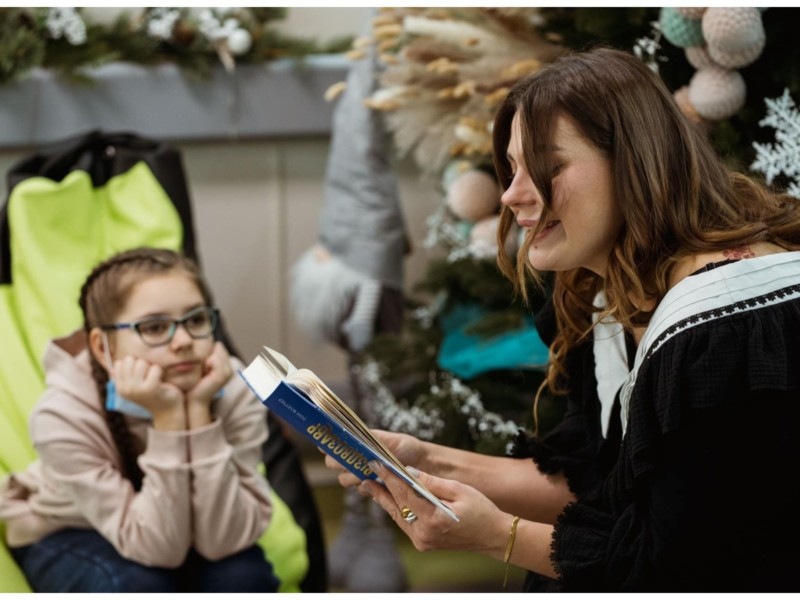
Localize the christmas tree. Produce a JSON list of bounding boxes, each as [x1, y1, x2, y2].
[[343, 7, 800, 455]]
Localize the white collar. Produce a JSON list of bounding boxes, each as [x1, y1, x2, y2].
[[592, 291, 628, 439], [617, 252, 800, 436]]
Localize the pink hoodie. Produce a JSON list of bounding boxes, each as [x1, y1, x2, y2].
[[0, 331, 272, 568]]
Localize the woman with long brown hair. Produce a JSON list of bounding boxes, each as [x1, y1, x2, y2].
[[325, 47, 800, 591]]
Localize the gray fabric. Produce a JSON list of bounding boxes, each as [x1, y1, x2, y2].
[[289, 247, 367, 346], [317, 32, 408, 291]]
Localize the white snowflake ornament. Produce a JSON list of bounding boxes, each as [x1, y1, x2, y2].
[[751, 89, 800, 199]]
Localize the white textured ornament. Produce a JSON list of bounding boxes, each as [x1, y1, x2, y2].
[[688, 67, 746, 121], [684, 46, 716, 70], [468, 215, 500, 257], [702, 7, 764, 54], [676, 7, 706, 20], [707, 36, 765, 69], [673, 85, 707, 128], [446, 169, 501, 223], [227, 28, 252, 56]]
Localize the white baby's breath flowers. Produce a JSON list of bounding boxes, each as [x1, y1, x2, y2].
[[146, 8, 181, 41], [46, 8, 87, 45]]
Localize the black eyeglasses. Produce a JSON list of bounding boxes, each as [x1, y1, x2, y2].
[[101, 306, 220, 347]]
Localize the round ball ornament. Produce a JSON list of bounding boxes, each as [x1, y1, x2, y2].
[[674, 86, 701, 124], [707, 38, 765, 69], [660, 7, 705, 48], [688, 67, 746, 121], [227, 28, 253, 56], [469, 215, 500, 256], [441, 159, 473, 191], [684, 46, 716, 71], [702, 7, 765, 54], [445, 169, 501, 223], [676, 7, 706, 20]]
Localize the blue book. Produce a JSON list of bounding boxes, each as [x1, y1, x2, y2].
[[239, 346, 458, 522]]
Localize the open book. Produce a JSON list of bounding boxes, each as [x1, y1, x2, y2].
[[239, 346, 459, 522]]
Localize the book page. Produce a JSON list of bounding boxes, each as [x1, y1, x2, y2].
[[261, 346, 296, 378]]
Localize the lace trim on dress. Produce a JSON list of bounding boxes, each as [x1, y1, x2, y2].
[[645, 282, 800, 361]]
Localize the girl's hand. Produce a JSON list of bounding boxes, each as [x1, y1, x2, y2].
[[360, 461, 510, 558], [112, 355, 183, 413], [186, 341, 232, 408], [324, 430, 428, 488]]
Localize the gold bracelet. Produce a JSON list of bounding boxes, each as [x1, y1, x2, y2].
[[502, 515, 521, 588]]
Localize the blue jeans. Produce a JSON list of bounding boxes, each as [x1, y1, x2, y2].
[[10, 528, 280, 592]]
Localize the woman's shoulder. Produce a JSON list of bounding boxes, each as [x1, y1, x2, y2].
[[643, 248, 800, 361], [622, 290, 800, 482], [668, 242, 792, 289], [635, 280, 800, 420]]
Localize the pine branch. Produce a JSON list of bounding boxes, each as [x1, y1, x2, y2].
[[0, 7, 352, 87]]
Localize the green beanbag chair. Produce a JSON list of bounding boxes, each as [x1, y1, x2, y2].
[[0, 132, 312, 592]]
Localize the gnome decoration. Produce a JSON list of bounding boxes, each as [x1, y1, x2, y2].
[[289, 17, 410, 593]]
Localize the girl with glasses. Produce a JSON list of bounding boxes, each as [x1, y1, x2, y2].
[[0, 247, 279, 592]]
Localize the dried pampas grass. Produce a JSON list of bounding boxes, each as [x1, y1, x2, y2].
[[350, 7, 562, 175]]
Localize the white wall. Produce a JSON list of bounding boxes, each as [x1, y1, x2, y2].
[[282, 7, 373, 41]]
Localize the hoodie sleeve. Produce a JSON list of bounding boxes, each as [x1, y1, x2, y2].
[[184, 357, 272, 560], [31, 394, 194, 567]]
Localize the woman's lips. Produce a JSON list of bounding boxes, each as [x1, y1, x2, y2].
[[534, 220, 560, 242], [518, 218, 560, 241]]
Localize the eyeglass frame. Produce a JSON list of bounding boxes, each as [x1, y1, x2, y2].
[[99, 306, 220, 347]]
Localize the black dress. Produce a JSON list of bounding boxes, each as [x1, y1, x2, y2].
[[512, 253, 800, 591]]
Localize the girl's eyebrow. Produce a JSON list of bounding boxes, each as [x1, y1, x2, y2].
[[132, 303, 205, 321]]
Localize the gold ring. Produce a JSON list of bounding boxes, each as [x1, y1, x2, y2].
[[400, 506, 417, 524]]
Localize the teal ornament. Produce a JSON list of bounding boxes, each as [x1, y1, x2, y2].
[[441, 159, 473, 191], [456, 220, 474, 241], [437, 302, 549, 379], [660, 7, 705, 48]]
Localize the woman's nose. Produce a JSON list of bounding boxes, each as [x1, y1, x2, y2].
[[501, 173, 539, 209]]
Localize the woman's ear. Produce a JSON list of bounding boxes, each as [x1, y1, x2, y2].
[[88, 327, 112, 372]]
